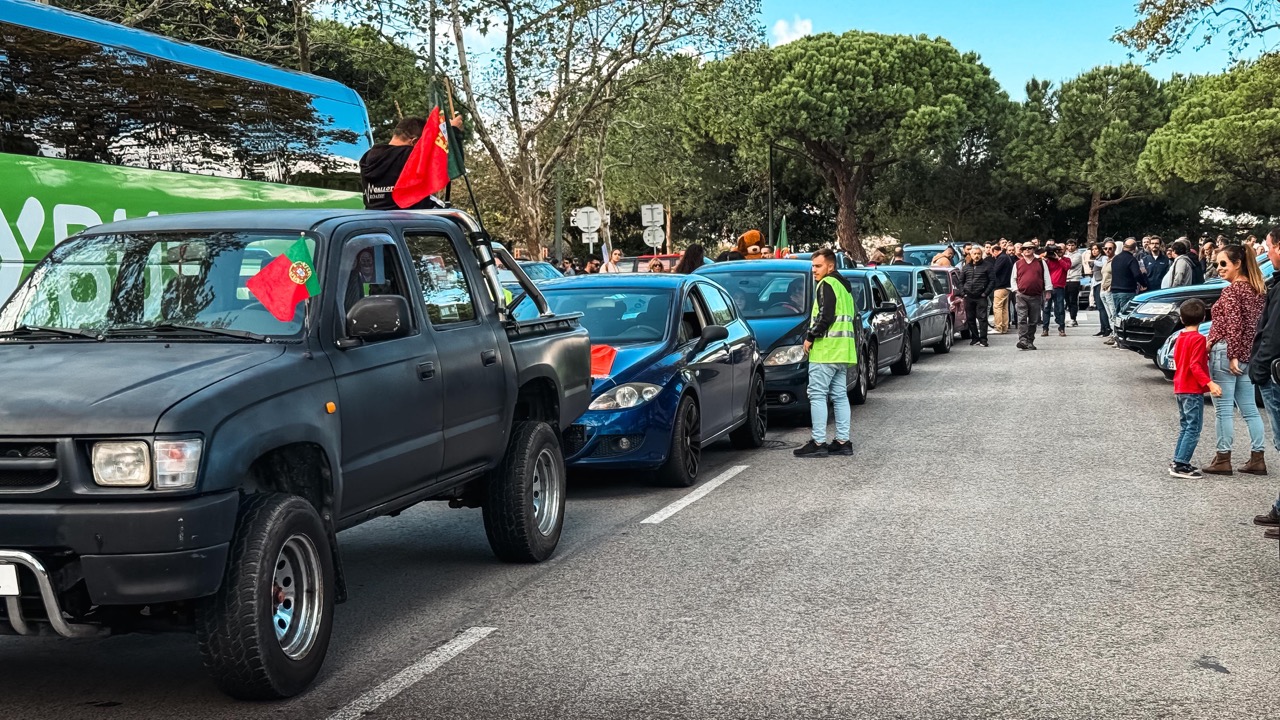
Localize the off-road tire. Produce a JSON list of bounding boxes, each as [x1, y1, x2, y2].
[[730, 373, 767, 449], [658, 394, 701, 487], [195, 493, 335, 700], [482, 421, 565, 563]]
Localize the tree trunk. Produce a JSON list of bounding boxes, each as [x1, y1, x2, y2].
[[665, 202, 672, 254], [1087, 190, 1101, 246], [833, 173, 867, 263], [292, 0, 311, 73]]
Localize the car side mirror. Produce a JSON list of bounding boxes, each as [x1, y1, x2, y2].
[[694, 324, 729, 353], [342, 295, 410, 347], [875, 301, 898, 315]]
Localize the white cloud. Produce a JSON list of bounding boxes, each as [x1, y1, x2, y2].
[[771, 16, 813, 46]]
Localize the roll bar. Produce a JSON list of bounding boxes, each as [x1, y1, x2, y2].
[[408, 209, 552, 319]]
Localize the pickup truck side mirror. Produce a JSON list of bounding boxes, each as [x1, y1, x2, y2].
[[694, 324, 729, 353], [343, 295, 411, 346]]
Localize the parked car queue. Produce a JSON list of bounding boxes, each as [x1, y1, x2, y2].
[[511, 259, 967, 487]]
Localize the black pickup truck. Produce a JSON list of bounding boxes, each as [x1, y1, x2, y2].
[[0, 209, 590, 699]]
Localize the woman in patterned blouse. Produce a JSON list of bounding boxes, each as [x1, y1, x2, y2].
[[1203, 244, 1270, 476]]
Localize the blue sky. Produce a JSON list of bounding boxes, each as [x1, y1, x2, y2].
[[761, 0, 1248, 98]]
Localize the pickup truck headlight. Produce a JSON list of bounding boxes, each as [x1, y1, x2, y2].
[[154, 438, 203, 489], [764, 345, 806, 366], [1135, 301, 1178, 316], [92, 441, 151, 487], [589, 383, 662, 411]]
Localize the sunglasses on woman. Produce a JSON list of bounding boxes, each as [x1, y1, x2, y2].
[[1218, 260, 1231, 268]]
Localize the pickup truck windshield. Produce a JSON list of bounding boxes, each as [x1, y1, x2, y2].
[[514, 288, 673, 344], [0, 232, 316, 338]]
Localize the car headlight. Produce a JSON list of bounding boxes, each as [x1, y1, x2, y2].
[[589, 383, 663, 410], [1135, 301, 1177, 316], [154, 438, 203, 489], [92, 441, 151, 487], [764, 344, 806, 366]]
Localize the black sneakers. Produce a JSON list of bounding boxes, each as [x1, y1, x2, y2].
[[1169, 462, 1203, 479], [793, 440, 828, 458], [827, 439, 853, 456], [1253, 508, 1280, 526]]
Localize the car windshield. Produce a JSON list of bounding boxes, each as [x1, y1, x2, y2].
[[513, 288, 673, 344], [704, 271, 809, 318], [498, 261, 559, 285], [883, 271, 915, 298], [0, 231, 314, 338]]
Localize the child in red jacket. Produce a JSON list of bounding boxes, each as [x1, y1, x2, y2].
[[1171, 298, 1222, 478]]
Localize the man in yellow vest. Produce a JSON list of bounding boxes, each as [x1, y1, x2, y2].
[[795, 248, 859, 458]]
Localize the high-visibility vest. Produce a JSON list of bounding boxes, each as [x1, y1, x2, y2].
[[809, 275, 858, 365]]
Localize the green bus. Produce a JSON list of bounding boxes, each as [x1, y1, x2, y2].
[[0, 0, 372, 301]]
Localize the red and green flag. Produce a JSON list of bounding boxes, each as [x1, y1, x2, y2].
[[246, 237, 320, 321], [393, 106, 452, 208]]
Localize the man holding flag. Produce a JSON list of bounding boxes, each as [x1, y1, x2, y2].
[[358, 109, 464, 210]]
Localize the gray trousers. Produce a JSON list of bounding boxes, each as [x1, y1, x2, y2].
[[1016, 293, 1043, 346]]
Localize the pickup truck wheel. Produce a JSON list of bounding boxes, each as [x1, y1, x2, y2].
[[730, 373, 767, 449], [483, 421, 565, 563], [658, 395, 701, 487], [195, 494, 334, 700]]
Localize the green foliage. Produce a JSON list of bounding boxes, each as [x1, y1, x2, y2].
[[1141, 56, 1280, 205]]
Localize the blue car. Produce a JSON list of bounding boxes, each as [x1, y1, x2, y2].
[[878, 265, 955, 359], [513, 274, 766, 487]]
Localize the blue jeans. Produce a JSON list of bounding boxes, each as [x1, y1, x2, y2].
[[808, 362, 851, 444], [1256, 381, 1280, 513], [1042, 287, 1066, 331], [1210, 344, 1265, 452], [1093, 284, 1110, 333], [1109, 291, 1136, 335], [1174, 393, 1204, 465]]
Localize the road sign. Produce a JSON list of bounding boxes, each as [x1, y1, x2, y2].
[[643, 227, 665, 249], [640, 204, 664, 228], [572, 206, 601, 232], [581, 231, 599, 252]]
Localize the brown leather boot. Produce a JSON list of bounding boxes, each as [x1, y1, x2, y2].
[[1203, 451, 1234, 476], [1240, 451, 1268, 476]]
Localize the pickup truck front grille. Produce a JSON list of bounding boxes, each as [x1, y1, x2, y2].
[[0, 442, 59, 490]]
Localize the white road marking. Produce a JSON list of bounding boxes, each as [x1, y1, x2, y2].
[[327, 626, 496, 720], [640, 465, 749, 524]]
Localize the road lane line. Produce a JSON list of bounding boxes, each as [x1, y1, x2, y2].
[[327, 626, 496, 720], [640, 465, 748, 524]]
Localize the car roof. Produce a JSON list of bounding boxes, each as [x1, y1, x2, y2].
[[696, 259, 812, 272], [537, 273, 693, 290], [878, 265, 923, 274], [78, 209, 451, 235]]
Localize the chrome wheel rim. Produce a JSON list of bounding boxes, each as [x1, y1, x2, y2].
[[272, 534, 323, 660], [683, 402, 701, 478], [868, 345, 877, 387], [530, 447, 562, 536], [945, 321, 953, 349]]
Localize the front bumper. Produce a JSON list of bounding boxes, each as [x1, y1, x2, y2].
[[0, 491, 238, 635], [764, 363, 810, 414], [562, 396, 678, 470], [1115, 313, 1179, 357]]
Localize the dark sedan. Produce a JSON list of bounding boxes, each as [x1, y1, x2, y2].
[[846, 268, 912, 378], [696, 260, 870, 417], [879, 265, 956, 359], [513, 273, 766, 487], [1114, 257, 1271, 357]]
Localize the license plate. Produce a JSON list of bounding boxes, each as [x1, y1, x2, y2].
[[0, 563, 17, 596]]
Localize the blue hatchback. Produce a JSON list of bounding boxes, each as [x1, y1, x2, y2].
[[513, 274, 767, 487]]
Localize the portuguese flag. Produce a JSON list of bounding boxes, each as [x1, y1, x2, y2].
[[393, 105, 451, 208], [246, 237, 321, 321]]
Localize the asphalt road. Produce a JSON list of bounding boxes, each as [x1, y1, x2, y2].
[[6, 313, 1280, 719]]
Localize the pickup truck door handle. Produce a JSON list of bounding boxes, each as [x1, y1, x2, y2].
[[481, 349, 498, 366], [417, 361, 435, 380]]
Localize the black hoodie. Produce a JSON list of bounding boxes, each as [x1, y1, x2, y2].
[[358, 144, 443, 210]]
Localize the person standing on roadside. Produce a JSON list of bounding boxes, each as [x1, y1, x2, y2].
[[1065, 240, 1084, 326], [1170, 298, 1222, 479], [931, 246, 955, 267], [602, 247, 624, 273], [1108, 238, 1143, 343], [989, 243, 1014, 334], [672, 244, 707, 274], [958, 246, 992, 346], [1099, 240, 1117, 340], [1202, 240, 1220, 280], [1165, 240, 1198, 288], [1248, 228, 1280, 536], [1011, 244, 1051, 351], [1203, 244, 1270, 476], [794, 249, 857, 459], [1145, 238, 1170, 291], [1041, 246, 1070, 337], [890, 247, 908, 265]]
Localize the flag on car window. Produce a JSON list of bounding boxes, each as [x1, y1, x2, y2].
[[246, 237, 320, 321], [393, 106, 451, 208], [590, 344, 618, 378]]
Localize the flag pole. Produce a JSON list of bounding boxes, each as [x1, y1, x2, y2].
[[443, 76, 484, 230]]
